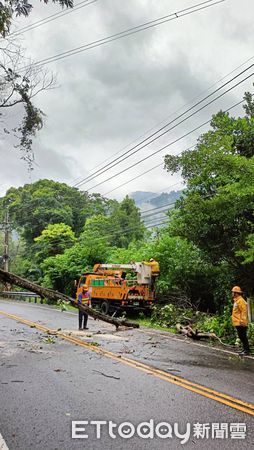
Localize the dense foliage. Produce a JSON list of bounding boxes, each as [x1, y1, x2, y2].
[[0, 179, 145, 293], [164, 91, 254, 302]]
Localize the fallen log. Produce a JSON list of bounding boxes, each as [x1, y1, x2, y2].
[[176, 323, 220, 341], [0, 269, 139, 329]]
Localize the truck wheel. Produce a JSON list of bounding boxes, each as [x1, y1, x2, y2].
[[101, 301, 109, 315]]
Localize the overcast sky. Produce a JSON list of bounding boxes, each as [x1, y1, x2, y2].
[[0, 0, 253, 200]]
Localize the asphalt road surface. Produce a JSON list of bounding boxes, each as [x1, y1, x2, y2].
[[0, 299, 253, 450]]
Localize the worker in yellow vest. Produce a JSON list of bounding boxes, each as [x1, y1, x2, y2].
[[143, 258, 160, 274], [231, 286, 250, 356], [143, 258, 160, 289]]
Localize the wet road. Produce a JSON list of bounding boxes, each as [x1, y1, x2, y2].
[[0, 299, 253, 450]]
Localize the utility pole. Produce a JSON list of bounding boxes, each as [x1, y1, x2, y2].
[[0, 209, 11, 273], [0, 209, 12, 291], [3, 209, 10, 272]]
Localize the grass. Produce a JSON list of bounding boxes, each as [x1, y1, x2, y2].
[[132, 317, 176, 334]]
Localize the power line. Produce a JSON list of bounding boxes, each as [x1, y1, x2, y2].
[[70, 54, 254, 188], [86, 77, 253, 193], [34, 200, 178, 248], [35, 188, 228, 248], [30, 187, 230, 248], [17, 195, 178, 252], [74, 62, 254, 189], [45, 180, 239, 248], [139, 182, 185, 205], [44, 217, 171, 247], [141, 201, 178, 218], [86, 216, 171, 244], [34, 199, 180, 247], [95, 218, 170, 243], [99, 92, 250, 223], [21, 0, 226, 71], [31, 182, 232, 248], [8, 0, 98, 38], [103, 162, 164, 196], [102, 145, 194, 196], [35, 217, 170, 248], [70, 187, 236, 246]]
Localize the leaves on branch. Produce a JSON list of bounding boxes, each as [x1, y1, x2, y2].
[[0, 1, 73, 36], [0, 42, 55, 165]]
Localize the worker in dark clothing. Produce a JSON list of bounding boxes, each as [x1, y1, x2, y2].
[[78, 284, 90, 330]]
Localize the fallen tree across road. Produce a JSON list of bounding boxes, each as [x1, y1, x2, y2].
[[0, 269, 139, 329]]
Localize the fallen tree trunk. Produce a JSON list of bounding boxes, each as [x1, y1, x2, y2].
[[176, 323, 219, 341], [0, 269, 139, 329]]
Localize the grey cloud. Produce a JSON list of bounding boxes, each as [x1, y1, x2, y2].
[[1, 0, 254, 197]]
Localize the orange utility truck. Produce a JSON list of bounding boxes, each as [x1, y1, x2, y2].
[[76, 262, 156, 314]]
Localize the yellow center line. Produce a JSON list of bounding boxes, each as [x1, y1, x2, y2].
[[1, 309, 254, 417]]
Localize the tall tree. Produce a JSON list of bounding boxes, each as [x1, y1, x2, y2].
[[2, 179, 106, 243], [1, 179, 118, 244], [110, 196, 145, 248], [34, 222, 76, 264], [164, 94, 254, 294]]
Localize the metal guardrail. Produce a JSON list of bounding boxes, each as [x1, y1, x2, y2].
[[0, 291, 42, 303]]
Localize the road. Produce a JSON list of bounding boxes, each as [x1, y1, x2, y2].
[[0, 299, 253, 450]]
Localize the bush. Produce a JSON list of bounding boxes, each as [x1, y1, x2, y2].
[[196, 302, 236, 343], [247, 322, 254, 347], [151, 304, 197, 328], [150, 301, 250, 346]]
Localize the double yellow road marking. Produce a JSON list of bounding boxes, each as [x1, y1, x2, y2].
[[1, 309, 254, 417]]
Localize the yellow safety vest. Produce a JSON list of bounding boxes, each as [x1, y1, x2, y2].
[[232, 296, 248, 327]]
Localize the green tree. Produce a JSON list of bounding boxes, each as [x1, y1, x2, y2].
[[80, 214, 112, 248], [110, 196, 145, 248], [34, 223, 76, 264], [164, 94, 254, 296], [38, 201, 146, 294], [107, 240, 151, 264], [41, 235, 111, 294], [237, 234, 254, 264], [2, 179, 111, 243]]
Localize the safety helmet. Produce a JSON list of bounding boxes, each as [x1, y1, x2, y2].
[[231, 286, 242, 294], [83, 284, 88, 291], [150, 258, 154, 262]]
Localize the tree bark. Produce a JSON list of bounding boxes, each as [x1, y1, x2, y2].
[[176, 323, 218, 340], [0, 269, 139, 329]]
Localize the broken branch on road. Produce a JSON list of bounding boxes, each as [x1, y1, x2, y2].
[[92, 370, 120, 380], [176, 323, 226, 344]]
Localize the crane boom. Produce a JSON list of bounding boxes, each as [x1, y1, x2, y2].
[[98, 263, 137, 270]]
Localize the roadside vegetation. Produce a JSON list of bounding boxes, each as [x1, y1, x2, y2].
[[0, 93, 254, 347]]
